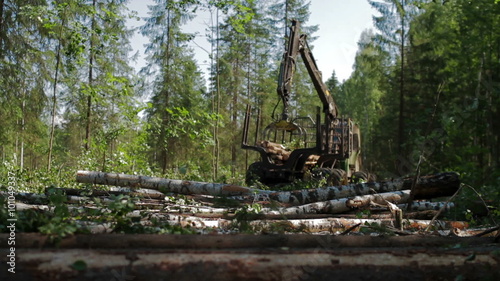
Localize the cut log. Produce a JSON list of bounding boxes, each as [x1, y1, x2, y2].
[[263, 190, 412, 215], [233, 172, 460, 205], [409, 172, 461, 198], [56, 187, 166, 199], [6, 235, 497, 281], [403, 201, 455, 212], [246, 217, 469, 234], [76, 170, 270, 196], [76, 171, 460, 205], [183, 209, 448, 221], [5, 233, 494, 250]]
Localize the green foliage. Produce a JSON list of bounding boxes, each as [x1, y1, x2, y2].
[[164, 107, 216, 148], [232, 203, 262, 232], [71, 260, 88, 271], [360, 221, 395, 236], [356, 209, 372, 219]]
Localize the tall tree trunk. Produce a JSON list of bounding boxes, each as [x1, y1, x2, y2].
[[231, 57, 239, 177], [398, 1, 406, 155], [244, 47, 252, 171], [212, 8, 221, 181], [85, 0, 97, 151], [0, 0, 4, 57], [47, 17, 65, 170], [20, 95, 25, 170], [161, 8, 172, 174]]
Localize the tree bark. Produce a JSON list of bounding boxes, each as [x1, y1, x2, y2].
[[76, 170, 267, 196], [47, 15, 66, 170], [263, 190, 412, 215], [76, 171, 460, 204], [191, 209, 449, 221], [243, 172, 460, 205], [5, 233, 494, 250], [52, 187, 165, 200], [9, 246, 498, 281], [0, 0, 4, 57], [85, 0, 97, 151]]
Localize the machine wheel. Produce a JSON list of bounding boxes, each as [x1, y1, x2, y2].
[[245, 162, 265, 185], [330, 168, 348, 186], [312, 168, 347, 186], [351, 171, 368, 183], [351, 171, 376, 183], [311, 168, 332, 183]]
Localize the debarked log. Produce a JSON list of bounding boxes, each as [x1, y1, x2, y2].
[[4, 233, 494, 250], [6, 237, 498, 281], [76, 170, 272, 196]]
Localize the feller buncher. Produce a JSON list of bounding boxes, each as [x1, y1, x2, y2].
[[242, 19, 368, 186]]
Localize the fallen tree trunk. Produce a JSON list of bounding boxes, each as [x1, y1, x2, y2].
[[402, 201, 455, 212], [246, 217, 469, 234], [187, 208, 449, 220], [263, 190, 412, 215], [8, 239, 498, 281], [4, 233, 492, 250], [235, 172, 461, 205], [76, 170, 269, 196], [76, 171, 460, 205], [55, 187, 166, 199], [409, 172, 462, 198]]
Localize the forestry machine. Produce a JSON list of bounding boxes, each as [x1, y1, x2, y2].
[[242, 19, 365, 186]]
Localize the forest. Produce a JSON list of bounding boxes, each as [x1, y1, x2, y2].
[[0, 0, 499, 225]]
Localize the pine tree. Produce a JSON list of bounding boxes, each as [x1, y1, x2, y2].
[[0, 0, 51, 169], [141, 0, 206, 174], [368, 0, 423, 157], [56, 0, 136, 170]]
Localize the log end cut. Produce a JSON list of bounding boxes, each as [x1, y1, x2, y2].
[[411, 172, 460, 199]]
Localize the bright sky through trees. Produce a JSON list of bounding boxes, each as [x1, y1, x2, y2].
[[128, 0, 375, 82]]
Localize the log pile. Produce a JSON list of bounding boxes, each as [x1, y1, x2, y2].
[[257, 140, 319, 167], [7, 170, 497, 236], [258, 140, 291, 164], [64, 170, 476, 234]]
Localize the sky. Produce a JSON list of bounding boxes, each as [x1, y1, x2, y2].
[[127, 0, 376, 83]]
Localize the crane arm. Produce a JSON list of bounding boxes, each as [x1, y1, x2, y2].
[[276, 19, 339, 121], [276, 20, 301, 121], [298, 34, 339, 120]]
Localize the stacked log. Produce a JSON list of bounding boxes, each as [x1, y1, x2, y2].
[[257, 140, 291, 163], [304, 154, 320, 168], [0, 170, 468, 235], [71, 170, 467, 232], [257, 140, 320, 167], [76, 171, 460, 202]]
